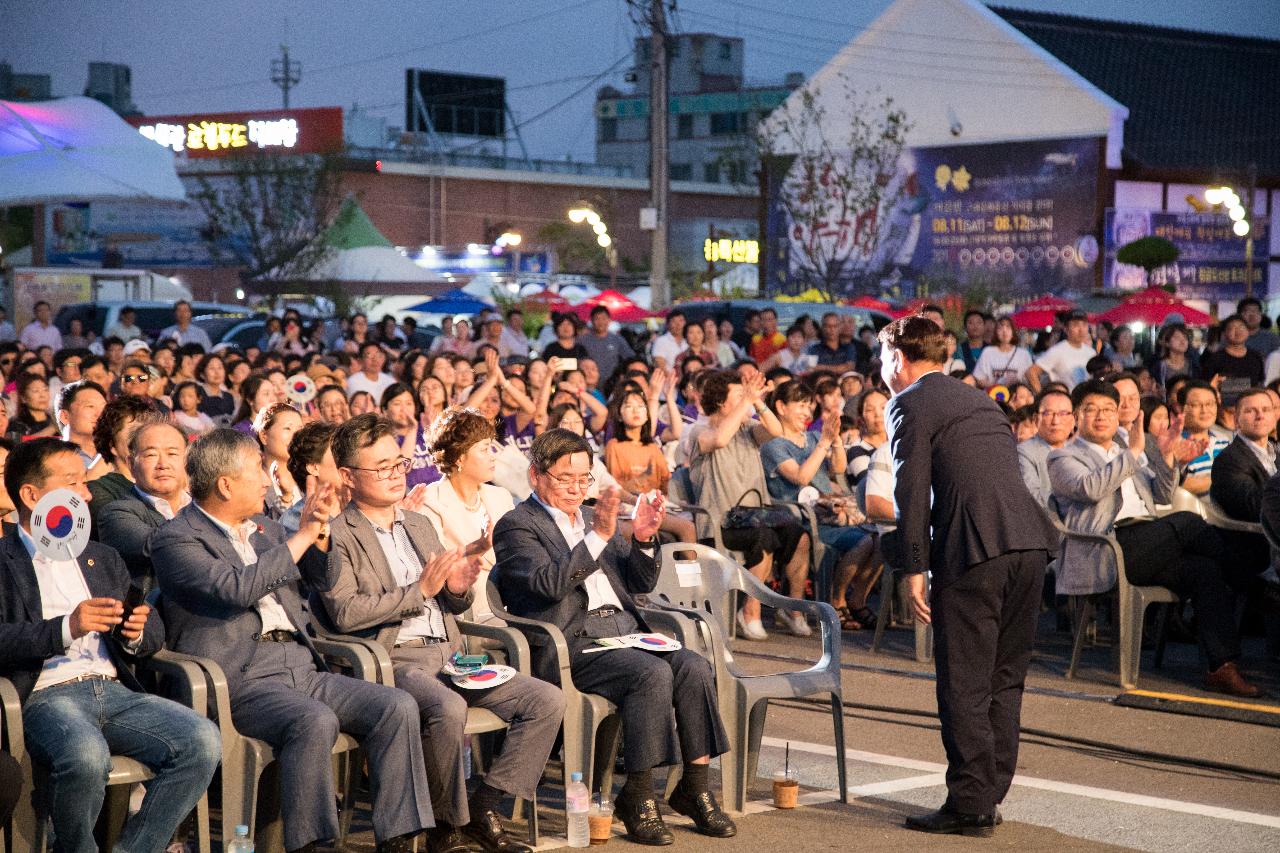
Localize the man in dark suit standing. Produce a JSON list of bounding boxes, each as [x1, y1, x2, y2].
[[151, 429, 432, 853], [880, 316, 1057, 837], [0, 438, 220, 853], [493, 429, 734, 846]]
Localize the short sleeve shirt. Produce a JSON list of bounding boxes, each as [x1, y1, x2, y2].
[[761, 434, 831, 501]]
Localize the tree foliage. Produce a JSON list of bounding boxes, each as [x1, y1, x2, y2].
[[190, 153, 344, 299], [1116, 236, 1180, 284], [756, 77, 912, 300]]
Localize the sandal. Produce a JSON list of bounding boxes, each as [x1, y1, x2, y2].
[[849, 606, 878, 631], [837, 606, 864, 631]]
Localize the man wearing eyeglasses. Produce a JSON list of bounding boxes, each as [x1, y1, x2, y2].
[[1018, 388, 1075, 507], [1048, 379, 1262, 697], [494, 428, 736, 847], [151, 428, 433, 853], [318, 413, 562, 853]]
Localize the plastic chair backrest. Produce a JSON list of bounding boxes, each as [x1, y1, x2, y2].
[[1169, 487, 1207, 518], [670, 466, 698, 508], [651, 543, 741, 641]]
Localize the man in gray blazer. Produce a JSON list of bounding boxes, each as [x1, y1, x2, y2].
[[1018, 388, 1074, 507], [319, 414, 562, 853], [1048, 380, 1261, 697], [97, 421, 191, 584], [150, 429, 433, 853], [494, 429, 734, 847]]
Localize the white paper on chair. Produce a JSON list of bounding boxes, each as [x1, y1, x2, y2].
[[675, 562, 702, 588]]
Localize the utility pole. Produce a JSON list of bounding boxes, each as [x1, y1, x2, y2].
[[648, 0, 670, 308], [271, 44, 301, 109]]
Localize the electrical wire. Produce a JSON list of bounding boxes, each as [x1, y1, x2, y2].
[[140, 0, 610, 100]]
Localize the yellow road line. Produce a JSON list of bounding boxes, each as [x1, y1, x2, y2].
[[1123, 689, 1280, 715]]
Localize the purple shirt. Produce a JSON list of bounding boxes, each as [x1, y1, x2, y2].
[[398, 425, 441, 488]]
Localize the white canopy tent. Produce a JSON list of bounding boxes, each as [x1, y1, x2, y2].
[[300, 245, 448, 283], [0, 97, 186, 205], [761, 0, 1128, 168]]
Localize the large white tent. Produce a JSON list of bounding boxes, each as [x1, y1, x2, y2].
[[762, 0, 1128, 168], [0, 97, 186, 205]]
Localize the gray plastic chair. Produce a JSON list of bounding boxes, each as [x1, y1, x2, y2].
[[1048, 501, 1178, 689], [870, 566, 932, 662], [3, 651, 213, 853], [647, 543, 847, 813], [161, 636, 377, 852]]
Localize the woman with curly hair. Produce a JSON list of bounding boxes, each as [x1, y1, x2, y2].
[[418, 407, 515, 623]]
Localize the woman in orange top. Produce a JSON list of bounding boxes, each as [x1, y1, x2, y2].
[[604, 386, 695, 542]]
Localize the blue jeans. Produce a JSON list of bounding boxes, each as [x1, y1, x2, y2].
[[23, 678, 221, 853]]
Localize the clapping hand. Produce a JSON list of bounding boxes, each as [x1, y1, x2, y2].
[[419, 546, 467, 598], [743, 370, 767, 404], [820, 411, 841, 445], [1156, 413, 1207, 465], [632, 491, 666, 542], [400, 482, 428, 514], [1126, 409, 1145, 456], [592, 486, 622, 540], [464, 523, 493, 558], [484, 348, 501, 380], [302, 476, 340, 533]]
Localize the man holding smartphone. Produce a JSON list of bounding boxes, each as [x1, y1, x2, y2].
[[0, 438, 221, 853]]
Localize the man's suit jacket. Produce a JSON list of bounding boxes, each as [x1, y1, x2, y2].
[[150, 504, 334, 697], [0, 535, 163, 704], [1210, 435, 1274, 523], [1047, 437, 1174, 595], [97, 490, 167, 583], [317, 504, 473, 653], [886, 372, 1056, 590], [492, 497, 658, 684]]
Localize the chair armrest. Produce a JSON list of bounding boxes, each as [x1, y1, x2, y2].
[[0, 676, 24, 758], [315, 630, 394, 685], [459, 620, 532, 675], [637, 607, 700, 648], [312, 636, 381, 683], [133, 649, 210, 717], [488, 609, 574, 685], [1051, 517, 1121, 550], [154, 651, 239, 746]]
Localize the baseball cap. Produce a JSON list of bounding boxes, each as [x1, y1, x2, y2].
[[122, 339, 152, 356]]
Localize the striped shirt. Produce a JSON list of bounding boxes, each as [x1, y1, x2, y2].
[[1181, 432, 1230, 480]]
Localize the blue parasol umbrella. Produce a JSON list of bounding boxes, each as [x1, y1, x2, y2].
[[404, 289, 493, 315]]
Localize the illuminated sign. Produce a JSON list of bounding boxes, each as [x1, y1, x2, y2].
[[704, 238, 759, 264], [126, 107, 343, 158]]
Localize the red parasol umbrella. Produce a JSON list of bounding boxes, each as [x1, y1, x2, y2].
[[1094, 286, 1213, 327], [521, 289, 571, 313], [1011, 295, 1078, 329], [573, 289, 660, 323], [845, 295, 894, 311]]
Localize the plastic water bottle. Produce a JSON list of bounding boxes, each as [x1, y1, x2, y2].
[[227, 824, 254, 853], [566, 771, 590, 848]]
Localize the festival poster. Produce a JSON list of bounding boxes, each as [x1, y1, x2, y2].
[[764, 136, 1102, 297], [12, 271, 91, 329], [45, 197, 216, 268], [1103, 209, 1268, 300]]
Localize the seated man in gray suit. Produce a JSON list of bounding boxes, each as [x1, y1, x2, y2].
[[98, 421, 191, 584], [0, 438, 220, 853], [1048, 380, 1261, 698], [320, 414, 562, 853], [493, 429, 735, 847], [1018, 388, 1074, 506], [150, 428, 433, 853]]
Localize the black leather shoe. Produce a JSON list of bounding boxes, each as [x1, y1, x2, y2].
[[615, 790, 674, 846], [463, 809, 532, 853], [426, 825, 471, 853], [376, 832, 422, 853], [904, 805, 998, 837], [667, 786, 737, 838]]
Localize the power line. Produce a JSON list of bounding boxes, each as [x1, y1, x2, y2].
[[139, 0, 608, 101]]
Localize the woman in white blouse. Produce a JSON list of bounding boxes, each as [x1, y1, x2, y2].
[[418, 407, 515, 624], [973, 316, 1033, 389]]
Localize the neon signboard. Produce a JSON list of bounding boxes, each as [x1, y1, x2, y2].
[[126, 107, 343, 157]]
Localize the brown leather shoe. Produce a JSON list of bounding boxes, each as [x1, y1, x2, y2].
[[1204, 661, 1262, 698]]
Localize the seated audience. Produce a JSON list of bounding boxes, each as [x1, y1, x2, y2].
[[0, 438, 220, 852], [1177, 380, 1230, 495], [320, 414, 561, 853], [494, 429, 736, 845], [1048, 380, 1264, 697], [151, 429, 432, 853], [1018, 389, 1075, 506], [87, 396, 165, 535]]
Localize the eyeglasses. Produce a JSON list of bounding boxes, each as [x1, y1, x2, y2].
[[347, 458, 412, 480], [1080, 405, 1119, 418], [542, 472, 595, 490], [121, 374, 149, 384], [1039, 411, 1074, 420]]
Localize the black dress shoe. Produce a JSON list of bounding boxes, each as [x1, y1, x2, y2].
[[904, 805, 998, 837], [463, 809, 532, 853], [614, 790, 674, 846], [667, 786, 737, 838], [426, 825, 472, 853], [377, 831, 423, 853]]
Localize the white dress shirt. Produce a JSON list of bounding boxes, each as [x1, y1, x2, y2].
[[135, 485, 190, 521], [197, 507, 295, 633], [18, 526, 118, 690], [1085, 440, 1149, 521], [345, 370, 396, 401], [532, 494, 624, 611], [20, 321, 62, 351], [360, 509, 447, 643]]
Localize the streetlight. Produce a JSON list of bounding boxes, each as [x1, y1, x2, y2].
[[567, 203, 617, 288]]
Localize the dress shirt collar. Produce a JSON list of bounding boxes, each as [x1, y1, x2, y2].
[[197, 504, 257, 543], [532, 492, 583, 532], [359, 506, 405, 533], [16, 524, 40, 561], [134, 485, 190, 521]]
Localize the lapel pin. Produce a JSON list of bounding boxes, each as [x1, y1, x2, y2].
[[87, 559, 95, 567]]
